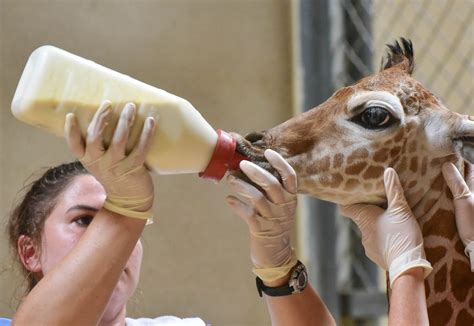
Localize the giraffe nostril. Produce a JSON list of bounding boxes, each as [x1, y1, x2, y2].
[[244, 131, 265, 143]]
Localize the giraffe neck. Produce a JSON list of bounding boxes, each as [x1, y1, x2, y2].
[[407, 159, 474, 325]]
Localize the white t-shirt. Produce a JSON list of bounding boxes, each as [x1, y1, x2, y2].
[[125, 316, 206, 326]]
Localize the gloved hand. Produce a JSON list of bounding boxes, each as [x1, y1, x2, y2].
[[442, 162, 474, 271], [340, 168, 432, 287], [226, 149, 298, 283], [65, 100, 156, 220]]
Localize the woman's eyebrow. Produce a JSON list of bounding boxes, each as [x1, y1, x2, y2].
[[66, 205, 99, 213]]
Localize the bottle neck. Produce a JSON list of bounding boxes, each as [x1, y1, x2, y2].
[[199, 129, 247, 182]]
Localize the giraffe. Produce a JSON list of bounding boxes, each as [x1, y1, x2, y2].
[[234, 38, 474, 325]]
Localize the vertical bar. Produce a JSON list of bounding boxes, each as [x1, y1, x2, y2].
[[297, 0, 340, 321]]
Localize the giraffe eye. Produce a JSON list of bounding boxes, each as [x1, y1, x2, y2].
[[352, 106, 396, 130]]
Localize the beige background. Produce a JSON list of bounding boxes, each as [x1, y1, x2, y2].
[[0, 1, 292, 325]]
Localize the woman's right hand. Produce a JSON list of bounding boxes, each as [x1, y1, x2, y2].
[[64, 100, 156, 220], [442, 162, 474, 271]]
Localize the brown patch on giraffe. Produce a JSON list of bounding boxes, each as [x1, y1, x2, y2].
[[407, 180, 417, 189], [373, 148, 390, 163], [455, 239, 465, 256], [345, 162, 367, 175], [422, 209, 456, 240], [425, 246, 447, 266], [455, 310, 474, 326], [307, 156, 331, 174], [409, 156, 418, 173], [423, 199, 437, 212], [333, 153, 344, 169], [451, 259, 473, 302], [344, 178, 359, 191], [470, 295, 474, 309], [346, 148, 369, 165], [421, 157, 428, 176], [424, 279, 430, 298], [434, 264, 447, 293], [431, 174, 444, 192], [362, 166, 385, 179], [427, 300, 452, 326], [390, 146, 402, 158]]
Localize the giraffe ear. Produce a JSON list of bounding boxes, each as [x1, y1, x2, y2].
[[453, 116, 474, 164], [380, 38, 414, 75]]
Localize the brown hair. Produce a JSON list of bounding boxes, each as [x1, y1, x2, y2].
[[7, 161, 89, 292]]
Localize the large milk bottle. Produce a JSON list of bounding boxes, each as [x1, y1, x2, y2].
[[11, 45, 246, 181]]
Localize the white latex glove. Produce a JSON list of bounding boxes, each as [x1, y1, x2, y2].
[[226, 149, 298, 283], [340, 168, 432, 287], [65, 100, 156, 220], [442, 162, 474, 271]]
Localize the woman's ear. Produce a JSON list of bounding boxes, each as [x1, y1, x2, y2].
[[18, 235, 42, 273]]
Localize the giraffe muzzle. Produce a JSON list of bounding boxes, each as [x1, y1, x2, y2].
[[453, 136, 474, 164]]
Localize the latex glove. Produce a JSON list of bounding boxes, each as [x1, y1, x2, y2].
[[65, 100, 156, 220], [442, 162, 474, 271], [226, 149, 298, 283], [340, 168, 432, 287]]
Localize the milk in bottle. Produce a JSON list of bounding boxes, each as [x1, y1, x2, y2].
[[11, 45, 245, 181]]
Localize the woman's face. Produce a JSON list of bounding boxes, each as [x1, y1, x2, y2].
[[36, 174, 142, 313]]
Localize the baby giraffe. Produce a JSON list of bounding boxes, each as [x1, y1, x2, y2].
[[235, 38, 474, 325]]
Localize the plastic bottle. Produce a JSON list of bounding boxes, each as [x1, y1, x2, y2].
[[11, 45, 246, 181]]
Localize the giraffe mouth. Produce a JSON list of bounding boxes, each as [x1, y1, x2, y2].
[[231, 131, 280, 177], [453, 136, 474, 164]]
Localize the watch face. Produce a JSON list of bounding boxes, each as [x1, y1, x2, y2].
[[290, 262, 308, 292]]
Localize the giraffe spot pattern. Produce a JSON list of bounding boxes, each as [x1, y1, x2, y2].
[[428, 300, 452, 326], [344, 178, 359, 191], [333, 153, 344, 169], [421, 156, 428, 176], [431, 174, 444, 192], [450, 259, 473, 302], [455, 310, 474, 326], [408, 139, 417, 152], [422, 209, 456, 240], [390, 146, 402, 158], [373, 147, 390, 162], [407, 180, 417, 189], [346, 148, 369, 165], [362, 166, 385, 179], [345, 162, 367, 175], [307, 156, 331, 174], [363, 183, 373, 191], [425, 246, 447, 266], [434, 264, 447, 293], [454, 239, 465, 257]]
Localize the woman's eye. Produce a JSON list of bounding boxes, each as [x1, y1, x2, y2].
[[74, 215, 93, 226], [351, 106, 395, 129]]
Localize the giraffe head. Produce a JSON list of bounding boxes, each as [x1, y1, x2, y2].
[[236, 38, 474, 206]]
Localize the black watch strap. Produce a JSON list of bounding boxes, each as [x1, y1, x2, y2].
[[256, 276, 294, 297], [255, 260, 308, 297]]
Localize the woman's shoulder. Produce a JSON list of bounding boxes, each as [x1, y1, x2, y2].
[[125, 316, 206, 326]]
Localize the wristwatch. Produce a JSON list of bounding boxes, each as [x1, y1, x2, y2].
[[256, 260, 308, 297]]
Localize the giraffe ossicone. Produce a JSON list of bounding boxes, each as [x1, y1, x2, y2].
[[235, 38, 474, 326]]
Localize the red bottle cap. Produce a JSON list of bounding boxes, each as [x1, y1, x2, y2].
[[199, 129, 248, 182]]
